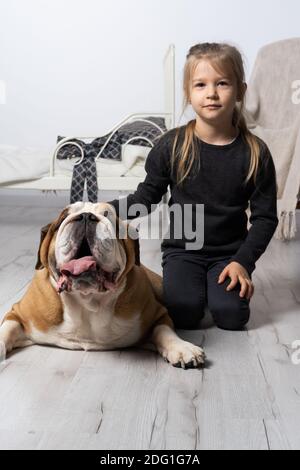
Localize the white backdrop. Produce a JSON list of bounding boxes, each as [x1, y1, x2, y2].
[[0, 0, 299, 148]]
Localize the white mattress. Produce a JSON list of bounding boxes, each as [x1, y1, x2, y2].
[[0, 144, 148, 186]]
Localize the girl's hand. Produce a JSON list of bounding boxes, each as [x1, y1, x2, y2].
[[218, 261, 254, 300]]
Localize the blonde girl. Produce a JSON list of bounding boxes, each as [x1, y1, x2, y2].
[[108, 42, 278, 330]]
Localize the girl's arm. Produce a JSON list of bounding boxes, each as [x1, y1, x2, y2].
[[107, 135, 171, 220], [230, 143, 279, 275]]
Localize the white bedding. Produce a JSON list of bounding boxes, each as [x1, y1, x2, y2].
[[0, 143, 149, 186]]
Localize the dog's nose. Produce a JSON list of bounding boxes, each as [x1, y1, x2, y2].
[[73, 212, 98, 224]]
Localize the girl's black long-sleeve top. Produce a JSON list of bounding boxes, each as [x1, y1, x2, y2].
[[107, 126, 278, 275]]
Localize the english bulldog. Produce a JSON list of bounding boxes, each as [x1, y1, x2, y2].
[[0, 202, 205, 369]]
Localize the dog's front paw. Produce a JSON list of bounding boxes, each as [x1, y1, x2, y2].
[[161, 340, 205, 369]]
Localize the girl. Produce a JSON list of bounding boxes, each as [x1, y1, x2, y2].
[[108, 42, 278, 331]]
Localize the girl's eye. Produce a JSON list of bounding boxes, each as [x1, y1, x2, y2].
[[195, 82, 229, 87]]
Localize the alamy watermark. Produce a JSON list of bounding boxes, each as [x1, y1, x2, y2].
[[112, 201, 205, 251], [291, 340, 300, 365], [291, 80, 300, 105]]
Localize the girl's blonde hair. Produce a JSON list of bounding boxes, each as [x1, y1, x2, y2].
[[171, 42, 261, 187]]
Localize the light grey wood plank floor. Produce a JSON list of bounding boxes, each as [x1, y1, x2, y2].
[[0, 192, 299, 450]]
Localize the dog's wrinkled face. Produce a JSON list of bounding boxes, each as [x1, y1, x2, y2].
[[38, 202, 140, 296]]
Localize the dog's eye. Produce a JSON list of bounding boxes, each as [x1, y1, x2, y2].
[[103, 210, 109, 217]]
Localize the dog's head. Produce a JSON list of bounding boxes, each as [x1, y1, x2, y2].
[[36, 202, 140, 295]]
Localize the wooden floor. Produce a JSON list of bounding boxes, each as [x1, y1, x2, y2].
[[0, 192, 300, 450]]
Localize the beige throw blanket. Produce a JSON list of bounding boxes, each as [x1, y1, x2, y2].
[[244, 37, 300, 240]]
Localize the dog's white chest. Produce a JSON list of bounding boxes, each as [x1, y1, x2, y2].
[[29, 286, 142, 351]]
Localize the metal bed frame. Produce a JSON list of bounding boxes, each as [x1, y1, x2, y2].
[[2, 45, 175, 205]]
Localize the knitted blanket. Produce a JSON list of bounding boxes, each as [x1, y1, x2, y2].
[[244, 38, 300, 240]]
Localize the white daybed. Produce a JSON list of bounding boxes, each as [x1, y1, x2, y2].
[[0, 45, 175, 207]]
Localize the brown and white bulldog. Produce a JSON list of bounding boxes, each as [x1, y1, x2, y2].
[[0, 202, 205, 369]]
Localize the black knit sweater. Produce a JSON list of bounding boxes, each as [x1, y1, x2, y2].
[[107, 126, 278, 275]]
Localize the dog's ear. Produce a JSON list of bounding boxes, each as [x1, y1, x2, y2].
[[119, 223, 141, 276], [126, 223, 140, 266], [35, 208, 69, 270], [133, 225, 140, 266], [35, 223, 52, 270], [113, 214, 140, 267]]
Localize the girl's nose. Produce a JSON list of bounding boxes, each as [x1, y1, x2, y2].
[[207, 86, 218, 98]]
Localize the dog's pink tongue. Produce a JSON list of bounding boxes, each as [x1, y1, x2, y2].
[[60, 256, 97, 276]]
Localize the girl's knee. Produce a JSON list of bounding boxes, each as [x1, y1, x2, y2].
[[163, 297, 205, 330], [210, 303, 250, 331], [168, 311, 204, 329], [216, 315, 249, 331]]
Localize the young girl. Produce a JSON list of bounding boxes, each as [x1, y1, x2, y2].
[[107, 42, 278, 331]]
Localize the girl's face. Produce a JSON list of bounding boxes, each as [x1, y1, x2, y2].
[[189, 59, 245, 125]]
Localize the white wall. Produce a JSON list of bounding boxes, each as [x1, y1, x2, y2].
[[0, 0, 299, 148]]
